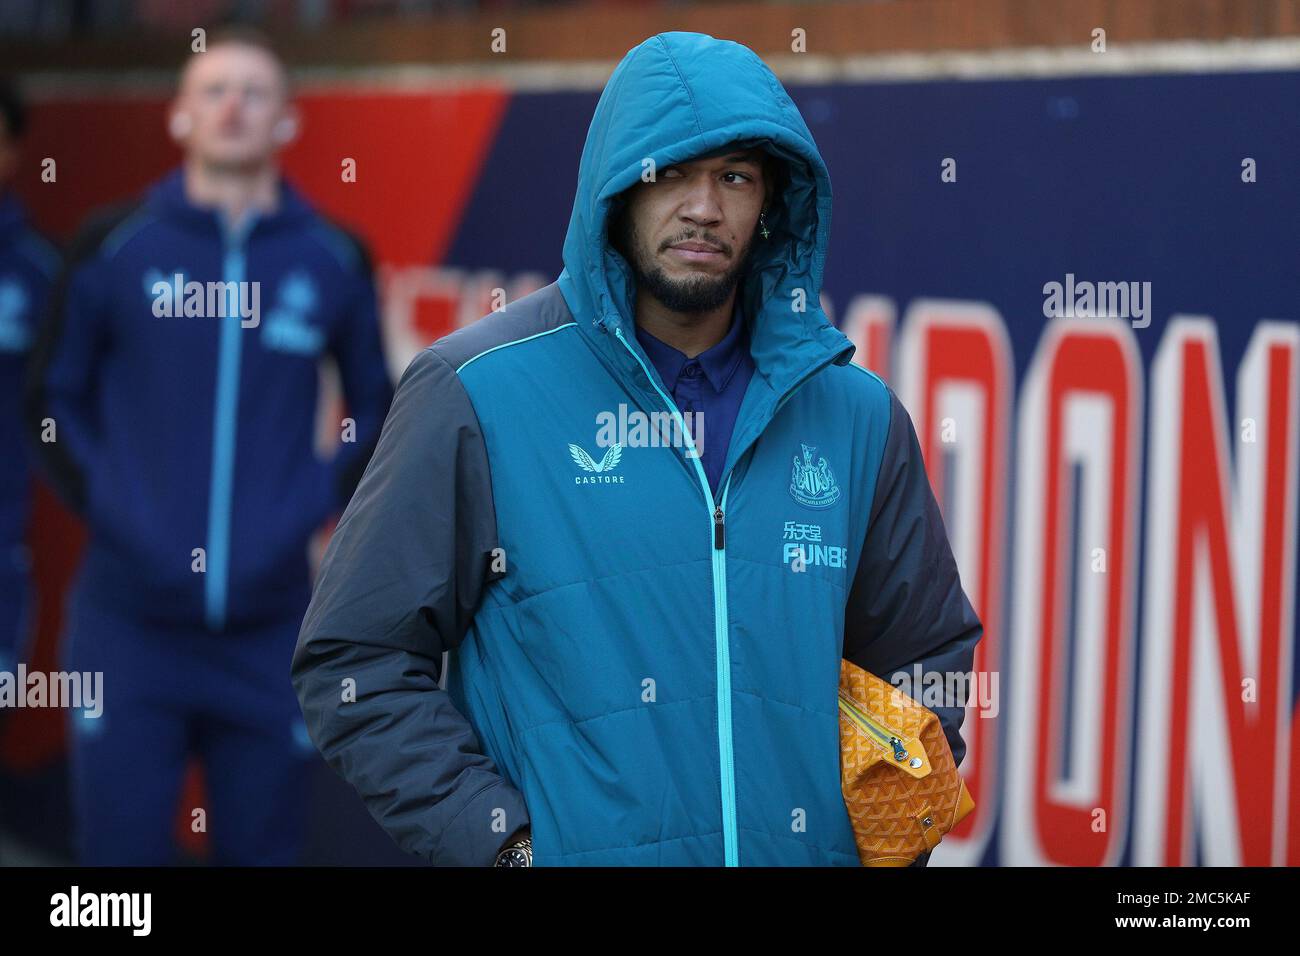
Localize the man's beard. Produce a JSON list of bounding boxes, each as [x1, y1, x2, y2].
[[621, 217, 756, 315]]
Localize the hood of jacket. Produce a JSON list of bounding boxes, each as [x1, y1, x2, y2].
[[557, 31, 854, 405]]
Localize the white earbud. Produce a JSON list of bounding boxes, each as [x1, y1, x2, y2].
[[168, 111, 193, 140], [273, 115, 298, 145]]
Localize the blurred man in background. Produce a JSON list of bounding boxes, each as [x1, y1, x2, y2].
[[25, 29, 393, 864], [0, 78, 58, 684]]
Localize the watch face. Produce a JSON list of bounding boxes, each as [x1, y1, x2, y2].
[[497, 847, 531, 867]]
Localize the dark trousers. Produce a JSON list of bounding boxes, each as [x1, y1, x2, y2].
[[60, 584, 314, 865]]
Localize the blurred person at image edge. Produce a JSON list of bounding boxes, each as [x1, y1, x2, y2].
[[24, 28, 393, 864], [0, 78, 58, 687]]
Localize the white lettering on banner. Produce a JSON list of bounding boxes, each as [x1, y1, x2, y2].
[[1003, 318, 1142, 867], [893, 300, 1013, 867], [1135, 319, 1297, 866]]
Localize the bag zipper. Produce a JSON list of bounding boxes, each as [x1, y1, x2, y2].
[[837, 691, 911, 764]]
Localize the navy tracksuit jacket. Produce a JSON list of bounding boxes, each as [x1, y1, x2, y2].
[[28, 169, 393, 632], [26, 169, 393, 863]]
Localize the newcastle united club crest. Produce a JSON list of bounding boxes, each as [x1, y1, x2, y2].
[[789, 443, 841, 509]]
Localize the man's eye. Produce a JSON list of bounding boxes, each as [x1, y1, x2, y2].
[[723, 172, 753, 184], [661, 167, 682, 178]]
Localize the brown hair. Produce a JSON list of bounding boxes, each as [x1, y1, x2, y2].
[[183, 24, 291, 95], [758, 149, 783, 209], [205, 24, 280, 58]]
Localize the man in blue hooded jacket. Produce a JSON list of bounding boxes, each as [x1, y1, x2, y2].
[[292, 31, 981, 867], [26, 31, 393, 864]]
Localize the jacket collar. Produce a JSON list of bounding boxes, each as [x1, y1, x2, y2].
[[634, 298, 749, 394], [144, 167, 315, 239]]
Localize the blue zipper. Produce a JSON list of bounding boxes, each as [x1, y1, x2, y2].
[[204, 215, 255, 632], [710, 477, 736, 866], [613, 325, 739, 866]]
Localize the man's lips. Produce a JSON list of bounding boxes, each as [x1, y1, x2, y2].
[[666, 241, 726, 263]]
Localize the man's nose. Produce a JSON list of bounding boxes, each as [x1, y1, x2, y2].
[[218, 92, 246, 119], [679, 179, 723, 226]]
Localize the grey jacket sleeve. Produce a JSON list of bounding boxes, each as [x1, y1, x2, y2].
[[291, 346, 529, 866], [843, 386, 983, 769]]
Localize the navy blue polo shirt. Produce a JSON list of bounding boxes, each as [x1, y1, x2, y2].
[[635, 301, 755, 494]]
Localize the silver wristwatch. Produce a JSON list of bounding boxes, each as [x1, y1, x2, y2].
[[494, 834, 533, 867]]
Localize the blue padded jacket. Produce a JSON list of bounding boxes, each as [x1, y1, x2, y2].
[[292, 31, 982, 866]]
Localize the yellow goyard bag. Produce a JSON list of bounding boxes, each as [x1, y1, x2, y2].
[[838, 657, 975, 866]]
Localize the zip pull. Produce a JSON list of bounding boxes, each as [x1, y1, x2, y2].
[[713, 506, 725, 550], [889, 736, 909, 763]]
